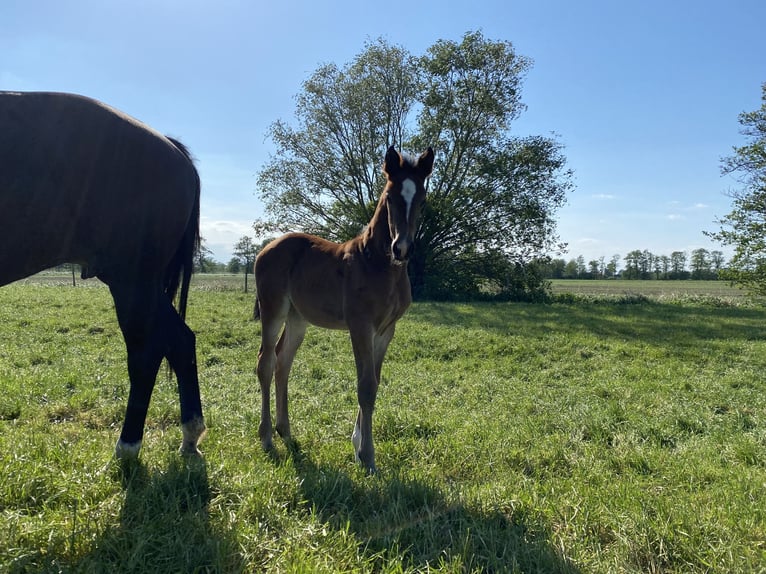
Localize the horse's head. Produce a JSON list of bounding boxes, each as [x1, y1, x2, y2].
[[382, 146, 434, 264]]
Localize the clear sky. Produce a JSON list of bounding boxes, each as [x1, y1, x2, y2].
[[2, 0, 764, 266]]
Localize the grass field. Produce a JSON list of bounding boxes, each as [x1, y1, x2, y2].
[[550, 279, 748, 300], [1, 279, 765, 572]]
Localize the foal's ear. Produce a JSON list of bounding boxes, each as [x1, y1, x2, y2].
[[417, 147, 435, 177], [383, 146, 401, 178]]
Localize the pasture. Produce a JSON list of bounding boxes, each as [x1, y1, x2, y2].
[[0, 280, 765, 572], [550, 279, 748, 300]]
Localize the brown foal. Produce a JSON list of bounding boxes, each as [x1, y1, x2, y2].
[[254, 146, 434, 472]]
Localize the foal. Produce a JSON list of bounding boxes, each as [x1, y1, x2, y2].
[[255, 146, 434, 472]]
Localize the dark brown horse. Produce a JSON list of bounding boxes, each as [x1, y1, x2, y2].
[[0, 91, 205, 458], [254, 146, 434, 472]]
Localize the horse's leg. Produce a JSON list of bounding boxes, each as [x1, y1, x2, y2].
[[157, 296, 205, 454], [349, 323, 381, 473], [257, 299, 289, 451], [274, 309, 307, 441], [109, 282, 164, 458]]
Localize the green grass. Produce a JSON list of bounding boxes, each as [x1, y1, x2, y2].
[[1, 282, 766, 572], [551, 279, 748, 301]]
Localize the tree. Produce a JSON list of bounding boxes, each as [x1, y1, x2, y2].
[[194, 238, 217, 273], [710, 250, 725, 276], [657, 255, 670, 279], [227, 257, 242, 274], [588, 259, 600, 279], [707, 83, 766, 294], [690, 248, 711, 279], [640, 250, 654, 279], [255, 32, 572, 300], [563, 259, 579, 279], [255, 38, 419, 241], [548, 258, 566, 279], [623, 250, 642, 279], [233, 236, 258, 292], [669, 251, 688, 279], [607, 254, 620, 278]]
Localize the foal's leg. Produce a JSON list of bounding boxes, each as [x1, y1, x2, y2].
[[256, 299, 288, 451], [274, 309, 307, 441], [349, 324, 387, 473], [373, 325, 396, 386], [109, 282, 164, 459], [351, 324, 396, 471]]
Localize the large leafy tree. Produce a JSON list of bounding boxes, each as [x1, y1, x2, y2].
[[256, 32, 573, 299], [256, 38, 418, 241], [707, 83, 766, 294]]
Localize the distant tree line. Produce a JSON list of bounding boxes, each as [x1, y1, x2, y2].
[[540, 248, 727, 280]]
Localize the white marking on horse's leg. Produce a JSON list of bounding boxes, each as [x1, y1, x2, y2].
[[179, 416, 207, 455], [115, 439, 142, 459], [401, 178, 416, 222]]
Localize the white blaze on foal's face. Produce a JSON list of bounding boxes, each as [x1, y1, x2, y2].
[[401, 178, 417, 222]]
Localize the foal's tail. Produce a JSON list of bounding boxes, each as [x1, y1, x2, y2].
[[164, 137, 201, 322]]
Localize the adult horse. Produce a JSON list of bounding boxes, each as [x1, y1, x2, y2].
[[0, 91, 205, 458], [254, 146, 434, 472]]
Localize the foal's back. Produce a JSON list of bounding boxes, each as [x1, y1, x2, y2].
[[255, 232, 349, 330]]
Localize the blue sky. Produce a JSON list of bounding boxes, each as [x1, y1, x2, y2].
[[2, 0, 764, 266]]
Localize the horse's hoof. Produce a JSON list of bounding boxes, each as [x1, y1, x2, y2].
[[182, 417, 206, 447], [179, 442, 203, 456], [115, 439, 142, 459]]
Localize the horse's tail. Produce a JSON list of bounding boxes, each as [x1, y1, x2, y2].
[[253, 296, 260, 321], [164, 137, 201, 322]]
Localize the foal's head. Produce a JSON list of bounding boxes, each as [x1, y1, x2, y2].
[[382, 146, 434, 263]]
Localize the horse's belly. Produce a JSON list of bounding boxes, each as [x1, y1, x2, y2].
[[292, 298, 347, 330]]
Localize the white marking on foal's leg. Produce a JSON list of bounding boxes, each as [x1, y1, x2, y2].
[[401, 178, 416, 221], [115, 439, 142, 459], [179, 416, 207, 455], [352, 420, 362, 462]]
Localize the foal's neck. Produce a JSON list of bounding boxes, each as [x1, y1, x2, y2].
[[361, 195, 392, 264]]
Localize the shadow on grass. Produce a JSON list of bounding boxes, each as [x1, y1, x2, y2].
[[410, 300, 766, 349], [282, 441, 580, 573], [68, 456, 242, 573]]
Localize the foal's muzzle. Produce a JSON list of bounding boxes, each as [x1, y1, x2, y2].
[[392, 238, 414, 263]]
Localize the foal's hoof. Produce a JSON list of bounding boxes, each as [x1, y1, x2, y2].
[[354, 451, 377, 475], [275, 423, 291, 440], [259, 431, 275, 452]]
